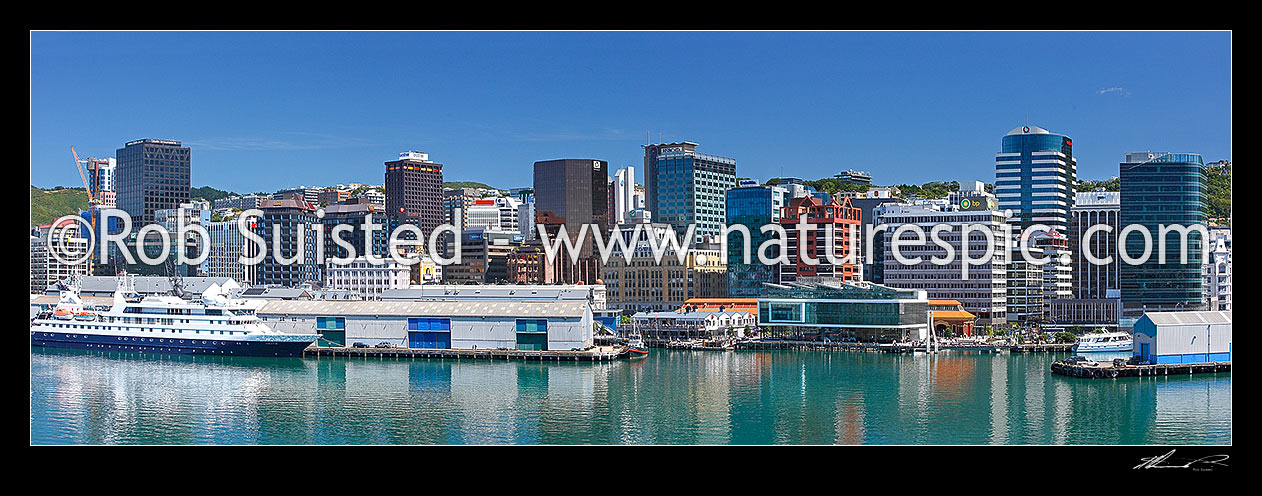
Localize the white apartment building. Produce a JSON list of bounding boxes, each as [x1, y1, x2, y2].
[[325, 257, 413, 300]]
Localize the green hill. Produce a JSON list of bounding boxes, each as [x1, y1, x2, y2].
[[31, 186, 89, 227], [444, 181, 500, 190], [190, 185, 238, 202]]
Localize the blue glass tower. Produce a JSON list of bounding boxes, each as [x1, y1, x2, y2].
[[1119, 152, 1208, 319], [725, 183, 787, 296], [644, 142, 737, 243], [995, 126, 1077, 234]]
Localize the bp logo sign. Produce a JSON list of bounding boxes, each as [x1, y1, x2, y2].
[[959, 197, 994, 211]]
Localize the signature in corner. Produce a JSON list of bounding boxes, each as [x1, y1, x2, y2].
[[1134, 449, 1230, 470]]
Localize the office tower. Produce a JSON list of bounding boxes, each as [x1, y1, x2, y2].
[[778, 196, 861, 284], [443, 188, 481, 230], [725, 182, 789, 296], [643, 142, 738, 243], [443, 228, 523, 284], [320, 200, 387, 261], [1119, 152, 1208, 320], [995, 126, 1077, 234], [206, 220, 258, 285], [1070, 191, 1120, 299], [533, 159, 608, 284], [1050, 191, 1124, 329], [385, 150, 444, 253], [116, 139, 191, 228], [1033, 231, 1073, 318], [874, 203, 1009, 326], [253, 197, 320, 287]]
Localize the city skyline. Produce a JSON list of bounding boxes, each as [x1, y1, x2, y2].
[[30, 31, 1231, 193]]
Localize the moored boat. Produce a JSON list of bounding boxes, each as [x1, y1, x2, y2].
[[31, 275, 319, 357]]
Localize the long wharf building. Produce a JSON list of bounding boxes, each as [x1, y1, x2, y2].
[[756, 279, 929, 343]]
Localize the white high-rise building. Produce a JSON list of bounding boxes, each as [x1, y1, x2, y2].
[[874, 203, 1010, 326], [613, 166, 637, 225]]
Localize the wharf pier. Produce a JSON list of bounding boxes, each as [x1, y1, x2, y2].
[[727, 340, 1073, 354], [1051, 360, 1231, 379], [303, 345, 625, 361]]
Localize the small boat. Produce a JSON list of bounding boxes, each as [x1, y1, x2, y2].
[[1072, 330, 1133, 352]]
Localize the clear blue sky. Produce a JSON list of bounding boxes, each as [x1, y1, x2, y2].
[[30, 31, 1231, 193]]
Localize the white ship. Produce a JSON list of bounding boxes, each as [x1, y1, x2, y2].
[[31, 275, 318, 357], [1072, 330, 1133, 353]]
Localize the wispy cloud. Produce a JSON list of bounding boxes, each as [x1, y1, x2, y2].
[[185, 132, 382, 151], [1097, 87, 1132, 97]]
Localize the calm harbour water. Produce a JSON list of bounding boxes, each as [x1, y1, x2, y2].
[[30, 347, 1230, 445]]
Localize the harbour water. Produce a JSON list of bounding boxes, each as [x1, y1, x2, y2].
[[30, 347, 1230, 445]]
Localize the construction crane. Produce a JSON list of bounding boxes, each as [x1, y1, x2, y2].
[[70, 146, 99, 275]]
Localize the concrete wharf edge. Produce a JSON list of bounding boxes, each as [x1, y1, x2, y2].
[[303, 346, 624, 361]]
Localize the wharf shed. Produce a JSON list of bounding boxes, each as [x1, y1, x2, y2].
[[257, 299, 593, 351], [1132, 311, 1231, 365]]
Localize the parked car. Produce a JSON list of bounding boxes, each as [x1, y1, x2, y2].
[[1063, 355, 1090, 364], [374, 342, 393, 349], [352, 342, 369, 348], [1112, 358, 1129, 368]]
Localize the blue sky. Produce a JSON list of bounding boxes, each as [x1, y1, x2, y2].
[[30, 31, 1231, 193]]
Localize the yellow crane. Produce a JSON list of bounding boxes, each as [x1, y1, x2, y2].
[[70, 146, 99, 275]]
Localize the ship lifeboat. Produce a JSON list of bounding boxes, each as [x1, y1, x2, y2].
[[73, 311, 98, 321], [53, 307, 75, 320]]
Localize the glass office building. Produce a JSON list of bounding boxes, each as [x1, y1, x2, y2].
[[725, 183, 788, 296], [644, 142, 737, 243], [757, 279, 928, 342], [995, 126, 1077, 234], [1119, 152, 1208, 319]]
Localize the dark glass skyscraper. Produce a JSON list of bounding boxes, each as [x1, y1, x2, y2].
[[1119, 152, 1208, 319], [995, 126, 1077, 234], [116, 139, 190, 229], [533, 159, 608, 284], [385, 151, 444, 255]]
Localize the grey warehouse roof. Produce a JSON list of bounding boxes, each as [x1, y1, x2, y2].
[[1142, 311, 1232, 326], [257, 299, 589, 318]]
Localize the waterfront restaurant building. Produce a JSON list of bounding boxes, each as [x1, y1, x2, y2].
[[757, 279, 929, 343], [1131, 311, 1231, 365], [258, 299, 593, 351]]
